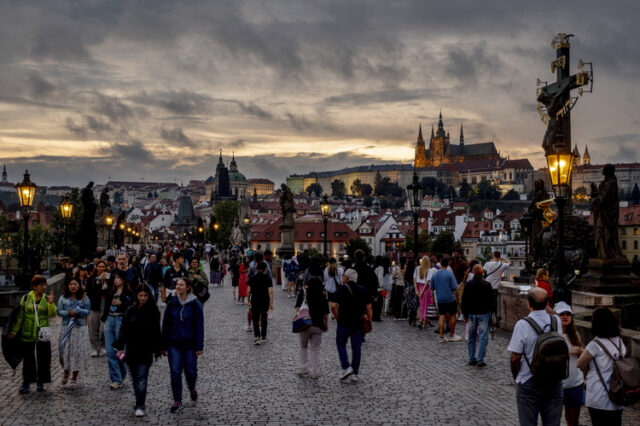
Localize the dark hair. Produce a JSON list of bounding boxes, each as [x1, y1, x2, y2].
[[31, 275, 47, 287], [440, 257, 450, 267], [527, 293, 548, 311], [107, 255, 116, 262], [111, 270, 131, 295], [403, 260, 415, 284], [462, 259, 479, 283], [382, 257, 391, 275], [354, 249, 365, 262], [257, 262, 267, 272], [563, 314, 582, 348], [255, 252, 264, 263], [308, 257, 324, 277], [435, 254, 443, 262], [493, 251, 501, 259], [134, 285, 158, 311], [591, 307, 620, 338], [95, 259, 106, 267], [174, 252, 185, 260], [63, 279, 85, 299]]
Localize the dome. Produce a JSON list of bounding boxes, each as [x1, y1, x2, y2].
[[228, 171, 247, 182]]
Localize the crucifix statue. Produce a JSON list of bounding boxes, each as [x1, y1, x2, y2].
[[537, 33, 593, 156]]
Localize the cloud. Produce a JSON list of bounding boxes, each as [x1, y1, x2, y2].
[[130, 90, 212, 115], [92, 92, 136, 123], [238, 102, 273, 119], [105, 140, 154, 162], [27, 72, 55, 99], [160, 127, 197, 147]]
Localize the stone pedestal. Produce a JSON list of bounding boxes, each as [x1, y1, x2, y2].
[[278, 224, 295, 259], [498, 281, 532, 331]]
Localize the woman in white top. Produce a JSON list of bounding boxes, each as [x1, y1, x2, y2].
[[413, 256, 433, 328], [577, 307, 626, 426], [554, 302, 584, 426], [323, 258, 343, 304]]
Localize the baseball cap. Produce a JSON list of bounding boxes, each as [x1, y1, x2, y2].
[[554, 301, 572, 315]]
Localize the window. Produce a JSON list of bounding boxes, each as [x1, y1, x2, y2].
[[634, 241, 638, 250], [635, 228, 639, 236], [339, 244, 344, 252], [266, 243, 271, 250], [621, 228, 626, 235], [266, 232, 272, 238], [622, 241, 627, 250], [299, 244, 304, 250]]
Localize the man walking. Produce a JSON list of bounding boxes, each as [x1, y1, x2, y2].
[[429, 257, 461, 342], [331, 268, 371, 383], [483, 251, 510, 324], [161, 252, 188, 304], [508, 287, 564, 425], [461, 264, 493, 366]]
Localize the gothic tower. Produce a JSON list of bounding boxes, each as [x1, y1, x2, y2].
[[573, 144, 581, 167], [414, 124, 427, 168], [582, 145, 591, 165], [428, 111, 451, 167], [459, 123, 464, 157]]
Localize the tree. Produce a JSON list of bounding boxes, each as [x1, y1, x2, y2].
[[11, 224, 52, 274], [400, 230, 432, 254], [421, 177, 449, 198], [350, 178, 363, 196], [459, 181, 472, 199], [330, 179, 346, 199], [374, 177, 403, 197], [345, 237, 372, 259], [477, 180, 501, 200], [363, 196, 373, 207], [361, 183, 373, 197], [632, 183, 640, 205], [477, 246, 493, 264], [214, 200, 239, 248], [502, 189, 520, 200], [431, 231, 461, 255], [305, 183, 323, 196]]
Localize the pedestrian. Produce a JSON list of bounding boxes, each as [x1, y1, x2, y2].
[[577, 307, 626, 426], [102, 269, 134, 390], [461, 264, 492, 366], [331, 268, 371, 383], [413, 256, 433, 328], [57, 278, 91, 388], [508, 287, 564, 426], [404, 260, 419, 325], [295, 273, 329, 379], [390, 258, 406, 320], [247, 262, 274, 344], [188, 257, 210, 305], [238, 256, 250, 304], [451, 249, 468, 319], [380, 257, 394, 316], [113, 285, 163, 418], [483, 251, 510, 324], [209, 252, 223, 286], [162, 278, 204, 413], [323, 257, 343, 307], [161, 252, 188, 304], [553, 302, 584, 426], [353, 249, 375, 327], [284, 254, 299, 298], [86, 259, 110, 357], [144, 253, 163, 300], [430, 258, 462, 342], [230, 252, 240, 300], [7, 275, 57, 394], [372, 256, 385, 321], [533, 268, 553, 306]]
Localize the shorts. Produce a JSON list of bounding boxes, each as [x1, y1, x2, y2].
[[437, 301, 457, 316], [563, 385, 585, 407], [327, 291, 337, 303]]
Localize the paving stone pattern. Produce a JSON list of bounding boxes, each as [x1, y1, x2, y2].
[[1, 272, 639, 425]]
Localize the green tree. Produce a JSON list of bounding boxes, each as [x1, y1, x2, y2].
[[502, 189, 520, 200], [214, 200, 239, 248], [431, 231, 461, 255], [477, 180, 501, 200], [350, 178, 363, 196], [459, 181, 472, 199], [374, 177, 403, 197], [477, 246, 493, 263], [330, 179, 346, 199], [345, 237, 372, 259], [11, 224, 52, 273], [305, 183, 323, 196], [363, 196, 374, 207], [361, 183, 373, 197], [400, 230, 432, 254]]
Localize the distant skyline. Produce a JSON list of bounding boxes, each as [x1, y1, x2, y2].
[[1, 1, 639, 187]]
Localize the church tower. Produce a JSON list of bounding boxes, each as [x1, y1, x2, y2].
[[583, 145, 591, 165], [428, 111, 451, 167], [573, 144, 581, 167], [1, 164, 6, 183], [414, 124, 427, 168]]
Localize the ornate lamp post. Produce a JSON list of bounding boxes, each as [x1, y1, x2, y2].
[[198, 226, 204, 244], [60, 196, 73, 256], [547, 150, 574, 304], [105, 215, 113, 250], [243, 216, 250, 249], [320, 195, 330, 257], [16, 170, 37, 290], [406, 172, 423, 262]]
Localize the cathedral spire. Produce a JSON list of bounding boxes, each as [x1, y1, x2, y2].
[[583, 145, 591, 165], [459, 123, 464, 144], [431, 124, 435, 138], [417, 124, 424, 143], [436, 110, 445, 138]]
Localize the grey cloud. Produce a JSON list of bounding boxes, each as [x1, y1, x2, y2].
[[85, 115, 112, 133], [92, 92, 136, 123], [160, 127, 197, 148], [27, 72, 55, 99], [324, 88, 447, 106], [106, 140, 154, 162], [131, 90, 212, 115], [238, 102, 273, 119], [444, 44, 502, 83], [64, 118, 86, 137]]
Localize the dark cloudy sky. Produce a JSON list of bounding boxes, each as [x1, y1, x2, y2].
[[1, 1, 639, 187]]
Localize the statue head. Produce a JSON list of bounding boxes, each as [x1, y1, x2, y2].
[[602, 164, 615, 178]]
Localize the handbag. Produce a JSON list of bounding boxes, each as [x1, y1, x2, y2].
[[292, 288, 312, 333], [34, 301, 51, 342], [362, 315, 373, 334]]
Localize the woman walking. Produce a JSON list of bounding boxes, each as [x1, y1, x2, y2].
[[86, 259, 110, 357], [57, 279, 90, 388], [381, 257, 394, 316], [102, 270, 134, 390], [162, 278, 204, 413], [8, 275, 57, 393], [247, 262, 274, 344], [554, 302, 584, 426], [413, 256, 433, 328], [295, 274, 329, 379], [403, 260, 418, 325], [188, 257, 210, 305], [577, 307, 627, 426], [391, 258, 406, 320], [238, 256, 250, 304], [113, 285, 162, 417], [323, 257, 343, 307]]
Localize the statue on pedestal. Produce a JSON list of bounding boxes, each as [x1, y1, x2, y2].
[[278, 184, 296, 257], [230, 221, 244, 247], [591, 164, 627, 263]]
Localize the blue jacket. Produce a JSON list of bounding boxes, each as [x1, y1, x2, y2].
[[57, 295, 91, 326], [430, 269, 458, 304], [162, 293, 204, 351]]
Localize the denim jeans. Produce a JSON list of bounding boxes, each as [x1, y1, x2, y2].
[[104, 316, 126, 384], [336, 325, 362, 375], [516, 378, 563, 426], [128, 362, 150, 410], [167, 344, 198, 403], [467, 313, 490, 363]]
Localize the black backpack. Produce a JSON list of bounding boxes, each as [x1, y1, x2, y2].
[[523, 315, 569, 387]]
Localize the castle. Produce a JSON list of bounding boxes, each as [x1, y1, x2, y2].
[[414, 112, 500, 167]]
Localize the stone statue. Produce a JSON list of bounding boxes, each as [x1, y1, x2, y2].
[[538, 78, 572, 154], [230, 221, 244, 247], [79, 182, 98, 258], [99, 187, 111, 214], [278, 184, 296, 257], [238, 195, 250, 226], [591, 164, 627, 262], [280, 183, 295, 227]]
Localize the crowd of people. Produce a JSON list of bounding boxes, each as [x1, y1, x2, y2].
[[4, 243, 634, 424]]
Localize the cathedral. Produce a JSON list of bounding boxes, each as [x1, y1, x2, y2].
[[414, 112, 500, 168]]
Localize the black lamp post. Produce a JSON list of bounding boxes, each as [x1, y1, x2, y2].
[[320, 195, 330, 257], [16, 170, 37, 290], [547, 150, 574, 304], [105, 215, 113, 250], [243, 216, 250, 249], [60, 196, 73, 256], [406, 172, 423, 262]]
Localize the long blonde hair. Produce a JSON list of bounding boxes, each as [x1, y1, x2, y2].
[[419, 256, 431, 280]]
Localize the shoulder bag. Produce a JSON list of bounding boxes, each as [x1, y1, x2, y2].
[[34, 300, 51, 342], [292, 288, 312, 333]]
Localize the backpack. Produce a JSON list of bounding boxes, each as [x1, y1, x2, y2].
[[284, 261, 298, 276], [593, 338, 640, 406], [522, 315, 569, 387]]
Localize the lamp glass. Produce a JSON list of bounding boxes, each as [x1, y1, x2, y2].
[[546, 152, 574, 187], [320, 195, 330, 217], [16, 171, 37, 208], [60, 198, 73, 219], [243, 217, 250, 225], [105, 216, 113, 225]]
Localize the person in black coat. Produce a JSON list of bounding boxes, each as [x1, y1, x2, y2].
[[247, 262, 273, 344], [461, 264, 494, 366], [113, 285, 162, 417], [294, 275, 329, 379]]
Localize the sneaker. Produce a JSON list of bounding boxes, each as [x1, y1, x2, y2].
[[18, 384, 30, 394], [62, 373, 69, 386], [350, 374, 359, 383], [244, 325, 252, 332], [477, 362, 487, 367], [261, 337, 267, 344], [254, 337, 261, 345], [36, 383, 44, 392], [69, 379, 77, 389], [295, 368, 309, 376], [110, 382, 124, 390], [310, 372, 319, 379], [468, 360, 478, 366], [190, 389, 198, 402], [135, 409, 144, 417], [438, 336, 448, 343], [90, 350, 99, 358], [170, 401, 183, 413], [340, 366, 354, 380], [449, 335, 463, 342]]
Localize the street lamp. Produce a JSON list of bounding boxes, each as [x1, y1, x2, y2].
[[321, 195, 330, 257], [105, 215, 113, 249], [60, 196, 73, 256], [546, 150, 574, 304], [243, 216, 250, 249], [16, 170, 37, 290], [406, 171, 423, 262]]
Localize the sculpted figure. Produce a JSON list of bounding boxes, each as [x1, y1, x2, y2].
[[591, 164, 626, 261]]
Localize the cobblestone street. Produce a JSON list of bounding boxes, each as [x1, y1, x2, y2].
[[1, 274, 639, 425]]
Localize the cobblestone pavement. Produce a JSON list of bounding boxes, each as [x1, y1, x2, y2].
[[2, 272, 639, 425]]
